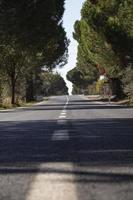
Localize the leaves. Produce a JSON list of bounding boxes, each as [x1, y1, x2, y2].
[[68, 0, 133, 98], [0, 0, 68, 104], [41, 72, 68, 95]]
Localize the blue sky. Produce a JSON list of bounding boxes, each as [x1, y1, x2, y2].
[[57, 0, 85, 94]]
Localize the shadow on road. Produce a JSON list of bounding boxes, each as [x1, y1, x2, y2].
[[1, 104, 130, 113], [0, 118, 133, 163], [0, 118, 133, 199]]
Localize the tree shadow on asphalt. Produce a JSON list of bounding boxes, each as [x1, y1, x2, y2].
[[0, 100, 132, 114], [1, 104, 131, 113], [0, 118, 133, 199], [0, 118, 133, 162], [24, 103, 133, 111]]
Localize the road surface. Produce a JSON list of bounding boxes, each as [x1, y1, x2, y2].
[[0, 95, 133, 200]]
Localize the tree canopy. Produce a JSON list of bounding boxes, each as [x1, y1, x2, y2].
[[0, 0, 68, 105], [67, 0, 133, 98], [41, 71, 68, 96]]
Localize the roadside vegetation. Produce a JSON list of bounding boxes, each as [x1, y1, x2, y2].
[[67, 0, 133, 103], [0, 0, 68, 108]]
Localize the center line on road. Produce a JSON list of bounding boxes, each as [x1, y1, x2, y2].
[[59, 115, 66, 119], [51, 130, 69, 141], [57, 119, 67, 125], [61, 111, 66, 114], [58, 96, 69, 120]]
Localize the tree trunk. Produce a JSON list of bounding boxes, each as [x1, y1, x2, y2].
[[26, 78, 34, 102], [11, 80, 16, 105], [110, 78, 125, 99], [0, 80, 2, 105]]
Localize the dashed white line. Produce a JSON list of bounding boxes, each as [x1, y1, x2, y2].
[[59, 115, 66, 119], [51, 96, 70, 141], [57, 120, 66, 125], [61, 111, 66, 114], [51, 130, 69, 141], [58, 96, 69, 119]]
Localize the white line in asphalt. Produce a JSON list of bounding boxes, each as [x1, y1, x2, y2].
[[61, 111, 66, 113], [57, 120, 66, 125], [51, 130, 69, 141], [26, 163, 77, 200], [63, 96, 69, 109], [59, 115, 66, 119], [66, 95, 69, 104], [61, 111, 66, 115], [58, 96, 69, 119], [60, 114, 66, 117]]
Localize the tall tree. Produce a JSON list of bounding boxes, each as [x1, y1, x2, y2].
[[69, 0, 133, 98], [0, 0, 69, 104], [41, 72, 68, 96]]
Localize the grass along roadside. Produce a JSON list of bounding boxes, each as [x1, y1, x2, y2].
[[85, 95, 132, 106], [0, 97, 49, 111]]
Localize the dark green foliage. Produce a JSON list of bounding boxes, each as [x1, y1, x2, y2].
[[0, 0, 68, 104], [122, 66, 133, 101], [67, 68, 85, 87], [0, 0, 68, 67], [68, 0, 133, 98], [72, 84, 83, 95], [41, 72, 68, 96]]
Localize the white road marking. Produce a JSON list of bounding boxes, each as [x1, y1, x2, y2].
[[53, 96, 69, 140], [26, 163, 77, 200], [51, 130, 69, 141], [60, 114, 66, 117], [65, 95, 69, 105], [57, 120, 66, 125], [58, 95, 69, 119], [59, 115, 66, 119], [61, 112, 66, 114], [61, 111, 66, 114]]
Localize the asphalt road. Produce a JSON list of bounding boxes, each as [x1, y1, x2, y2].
[[0, 95, 133, 200]]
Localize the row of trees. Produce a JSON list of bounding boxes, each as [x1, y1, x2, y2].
[[41, 71, 68, 96], [67, 0, 133, 100], [0, 0, 68, 106]]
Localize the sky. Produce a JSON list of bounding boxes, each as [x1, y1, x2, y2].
[[57, 0, 85, 94]]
